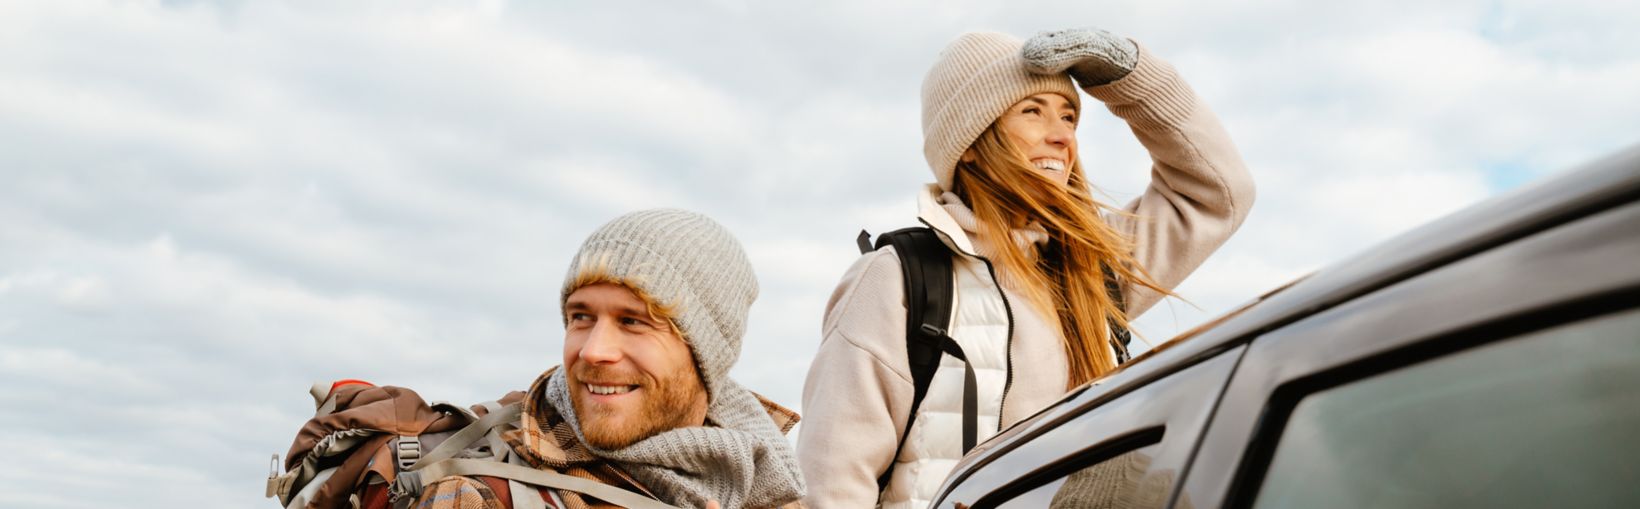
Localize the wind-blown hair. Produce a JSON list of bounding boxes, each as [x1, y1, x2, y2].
[[951, 124, 1172, 387]]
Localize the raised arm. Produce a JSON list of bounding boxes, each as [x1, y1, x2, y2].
[[1026, 28, 1257, 316]]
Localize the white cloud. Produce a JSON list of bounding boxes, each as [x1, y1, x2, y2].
[[2, 1, 1637, 507], [0, 346, 163, 394]]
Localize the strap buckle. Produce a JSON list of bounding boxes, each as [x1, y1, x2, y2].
[[265, 454, 297, 499], [388, 470, 424, 509], [919, 323, 946, 337], [397, 436, 422, 471]]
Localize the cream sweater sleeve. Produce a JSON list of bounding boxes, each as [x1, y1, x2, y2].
[[1089, 44, 1257, 317], [797, 247, 917, 508]]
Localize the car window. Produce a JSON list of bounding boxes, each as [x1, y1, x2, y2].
[[997, 444, 1175, 509], [1252, 307, 1640, 508]]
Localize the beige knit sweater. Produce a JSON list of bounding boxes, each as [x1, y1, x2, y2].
[[796, 46, 1255, 508]]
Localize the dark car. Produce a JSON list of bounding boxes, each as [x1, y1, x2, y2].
[[929, 145, 1640, 509]]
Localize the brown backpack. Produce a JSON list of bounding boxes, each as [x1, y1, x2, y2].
[[265, 379, 678, 509]]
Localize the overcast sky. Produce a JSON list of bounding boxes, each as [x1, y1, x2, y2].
[[2, 0, 1638, 507]]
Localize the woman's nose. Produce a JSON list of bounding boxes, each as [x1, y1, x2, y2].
[[1045, 123, 1075, 148]]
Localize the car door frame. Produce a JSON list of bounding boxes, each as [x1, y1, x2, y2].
[[1178, 198, 1640, 508], [929, 343, 1247, 509]]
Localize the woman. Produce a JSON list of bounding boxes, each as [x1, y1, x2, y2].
[[797, 27, 1255, 508]]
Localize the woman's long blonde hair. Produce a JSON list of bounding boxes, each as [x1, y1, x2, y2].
[[951, 124, 1172, 387]]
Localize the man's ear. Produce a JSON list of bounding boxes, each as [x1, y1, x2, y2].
[[960, 147, 976, 164]]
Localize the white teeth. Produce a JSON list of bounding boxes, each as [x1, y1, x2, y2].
[[587, 384, 634, 395], [1033, 159, 1066, 172]]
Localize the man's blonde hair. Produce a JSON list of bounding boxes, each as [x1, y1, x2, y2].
[[563, 255, 683, 336]]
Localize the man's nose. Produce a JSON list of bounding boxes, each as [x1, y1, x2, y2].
[[579, 321, 624, 363]]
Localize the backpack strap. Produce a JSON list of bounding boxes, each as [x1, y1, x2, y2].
[[385, 401, 677, 509], [1102, 263, 1133, 364], [408, 402, 523, 469], [393, 459, 680, 509], [860, 228, 977, 496], [1043, 239, 1134, 364]]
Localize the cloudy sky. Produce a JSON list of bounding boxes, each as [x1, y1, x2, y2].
[[2, 0, 1637, 507]]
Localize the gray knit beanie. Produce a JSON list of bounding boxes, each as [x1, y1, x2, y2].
[[554, 209, 806, 508], [922, 31, 1082, 191], [560, 208, 756, 399]]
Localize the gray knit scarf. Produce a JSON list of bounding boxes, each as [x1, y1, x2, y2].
[[543, 370, 805, 509]]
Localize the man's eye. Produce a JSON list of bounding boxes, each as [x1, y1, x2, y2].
[[570, 313, 592, 322], [1063, 114, 1076, 123], [620, 317, 645, 327]]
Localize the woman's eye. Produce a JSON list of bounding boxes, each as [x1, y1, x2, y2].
[[1022, 107, 1040, 115], [1063, 115, 1076, 123]]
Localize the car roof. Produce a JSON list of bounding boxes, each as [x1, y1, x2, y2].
[[1128, 142, 1640, 379]]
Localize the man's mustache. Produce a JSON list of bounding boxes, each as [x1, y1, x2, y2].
[[572, 363, 648, 387]]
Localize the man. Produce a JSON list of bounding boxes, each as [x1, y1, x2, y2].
[[415, 209, 807, 509]]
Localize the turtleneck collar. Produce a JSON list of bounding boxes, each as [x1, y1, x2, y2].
[[937, 191, 1051, 260]]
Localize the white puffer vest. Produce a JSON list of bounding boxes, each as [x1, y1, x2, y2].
[[879, 188, 1020, 509]]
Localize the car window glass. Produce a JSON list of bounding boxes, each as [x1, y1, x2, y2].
[[940, 348, 1241, 509], [1253, 307, 1640, 508], [996, 444, 1177, 509]]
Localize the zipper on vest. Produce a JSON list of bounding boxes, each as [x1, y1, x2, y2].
[[979, 257, 1017, 432], [915, 217, 1018, 433]]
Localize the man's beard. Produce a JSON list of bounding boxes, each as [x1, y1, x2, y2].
[[569, 362, 705, 450]]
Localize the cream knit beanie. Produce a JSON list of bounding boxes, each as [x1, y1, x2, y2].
[[922, 31, 1081, 191]]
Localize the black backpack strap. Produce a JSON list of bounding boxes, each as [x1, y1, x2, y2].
[[1103, 263, 1133, 364], [1043, 239, 1134, 365], [859, 228, 975, 496]]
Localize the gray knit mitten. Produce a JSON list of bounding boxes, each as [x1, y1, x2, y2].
[[1021, 27, 1139, 87]]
